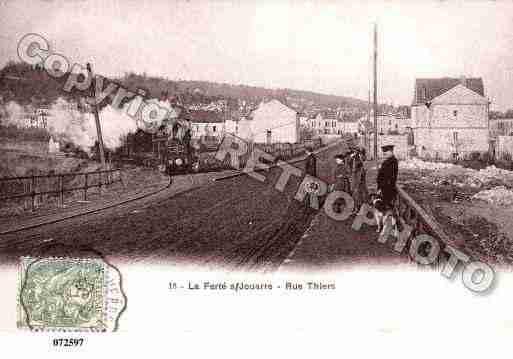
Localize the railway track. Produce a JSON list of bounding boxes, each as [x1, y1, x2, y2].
[[0, 139, 351, 269]]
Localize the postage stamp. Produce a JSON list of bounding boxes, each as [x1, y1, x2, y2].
[[17, 256, 126, 332]]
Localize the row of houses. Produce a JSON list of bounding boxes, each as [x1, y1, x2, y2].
[[299, 111, 359, 135], [13, 76, 513, 159]]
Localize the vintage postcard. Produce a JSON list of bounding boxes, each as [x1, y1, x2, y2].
[[1, 0, 513, 356]]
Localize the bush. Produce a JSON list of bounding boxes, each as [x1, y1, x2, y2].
[[479, 152, 490, 163], [495, 160, 510, 170]]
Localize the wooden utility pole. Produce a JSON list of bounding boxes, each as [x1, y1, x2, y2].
[[86, 63, 106, 167], [373, 23, 378, 161], [367, 89, 371, 150]]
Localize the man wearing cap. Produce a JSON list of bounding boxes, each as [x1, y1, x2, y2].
[[377, 145, 398, 210], [350, 148, 369, 213], [304, 147, 317, 177], [333, 153, 351, 192], [330, 153, 352, 213]]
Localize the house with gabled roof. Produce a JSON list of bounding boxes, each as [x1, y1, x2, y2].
[[411, 77, 490, 159], [308, 110, 339, 135], [250, 99, 299, 144], [185, 110, 225, 140]]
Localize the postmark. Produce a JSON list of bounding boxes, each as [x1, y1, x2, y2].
[[18, 256, 126, 332]]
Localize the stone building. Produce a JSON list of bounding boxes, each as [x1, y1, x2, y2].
[[411, 77, 489, 159]]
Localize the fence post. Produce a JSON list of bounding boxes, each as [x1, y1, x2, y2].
[[31, 176, 36, 211], [23, 179, 30, 210], [58, 175, 64, 207], [98, 171, 102, 194], [83, 173, 88, 201], [119, 170, 126, 188]]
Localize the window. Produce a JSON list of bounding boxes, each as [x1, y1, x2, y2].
[[213, 126, 216, 132], [453, 110, 458, 117], [325, 121, 329, 127], [332, 121, 336, 127]]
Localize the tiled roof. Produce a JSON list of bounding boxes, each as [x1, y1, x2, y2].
[[413, 77, 484, 105], [184, 110, 224, 123], [315, 111, 337, 120]]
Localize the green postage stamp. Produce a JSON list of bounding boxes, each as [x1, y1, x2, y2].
[[17, 256, 126, 332]]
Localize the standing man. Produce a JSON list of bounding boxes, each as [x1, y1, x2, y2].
[[331, 153, 351, 213], [350, 149, 369, 213], [304, 147, 317, 177], [333, 153, 351, 193], [303, 146, 319, 209], [377, 145, 398, 210]]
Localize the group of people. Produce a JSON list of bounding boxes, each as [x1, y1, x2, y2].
[[332, 146, 369, 213], [304, 144, 399, 214]]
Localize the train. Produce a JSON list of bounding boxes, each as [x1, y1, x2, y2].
[[158, 137, 197, 175], [122, 124, 324, 176]]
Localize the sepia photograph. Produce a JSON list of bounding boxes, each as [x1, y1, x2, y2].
[[1, 0, 513, 356]]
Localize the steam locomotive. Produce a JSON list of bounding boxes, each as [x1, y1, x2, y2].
[[155, 123, 198, 176]]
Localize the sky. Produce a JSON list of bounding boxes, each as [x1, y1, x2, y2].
[[1, 0, 513, 110]]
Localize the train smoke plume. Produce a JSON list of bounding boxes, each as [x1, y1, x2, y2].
[[1, 97, 181, 153]]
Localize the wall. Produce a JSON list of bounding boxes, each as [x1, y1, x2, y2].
[[414, 128, 488, 159], [413, 104, 487, 128], [412, 102, 488, 159], [251, 100, 298, 143], [253, 122, 298, 144]]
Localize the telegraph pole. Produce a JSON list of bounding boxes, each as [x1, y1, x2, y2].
[[373, 23, 378, 161], [86, 63, 106, 167], [367, 89, 371, 150]]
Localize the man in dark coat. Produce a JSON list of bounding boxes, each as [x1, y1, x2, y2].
[[333, 153, 351, 193], [377, 145, 398, 209], [302, 147, 319, 209], [304, 147, 317, 177]]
